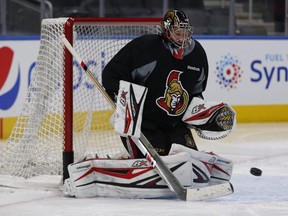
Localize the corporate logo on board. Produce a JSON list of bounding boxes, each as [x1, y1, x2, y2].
[[0, 46, 21, 110], [215, 53, 243, 90]]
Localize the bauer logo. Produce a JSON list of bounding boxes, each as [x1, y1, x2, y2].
[[215, 53, 243, 90], [0, 46, 21, 110]]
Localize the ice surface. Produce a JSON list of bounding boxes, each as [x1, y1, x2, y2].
[[0, 123, 287, 216]]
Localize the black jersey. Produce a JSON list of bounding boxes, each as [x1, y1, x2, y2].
[[102, 34, 208, 129]]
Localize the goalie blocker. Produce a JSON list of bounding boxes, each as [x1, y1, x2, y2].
[[63, 144, 233, 199], [113, 80, 147, 138]]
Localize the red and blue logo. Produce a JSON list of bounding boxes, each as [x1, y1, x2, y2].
[[0, 46, 20, 110], [215, 53, 243, 90]]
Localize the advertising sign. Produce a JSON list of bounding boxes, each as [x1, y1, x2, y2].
[[202, 39, 288, 105], [1, 38, 288, 118], [0, 40, 39, 118]]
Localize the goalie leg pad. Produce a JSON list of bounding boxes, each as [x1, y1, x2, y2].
[[209, 153, 233, 185], [169, 144, 219, 187], [169, 144, 233, 186], [63, 151, 212, 199], [63, 160, 99, 198]]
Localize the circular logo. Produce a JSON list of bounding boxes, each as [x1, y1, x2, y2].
[[0, 46, 20, 110], [215, 54, 243, 90]]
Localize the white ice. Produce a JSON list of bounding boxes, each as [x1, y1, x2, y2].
[[0, 123, 287, 216]]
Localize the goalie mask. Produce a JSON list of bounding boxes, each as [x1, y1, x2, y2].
[[161, 9, 193, 49]]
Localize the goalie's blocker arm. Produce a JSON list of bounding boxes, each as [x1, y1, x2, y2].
[[182, 97, 236, 140]]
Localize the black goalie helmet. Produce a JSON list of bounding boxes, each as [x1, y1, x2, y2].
[[161, 9, 193, 48]]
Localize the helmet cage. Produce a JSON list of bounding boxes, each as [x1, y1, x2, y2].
[[161, 9, 193, 48], [167, 24, 192, 48]]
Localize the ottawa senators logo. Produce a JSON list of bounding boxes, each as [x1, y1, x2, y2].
[[156, 70, 189, 116]]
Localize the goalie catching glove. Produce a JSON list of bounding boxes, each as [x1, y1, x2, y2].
[[182, 97, 236, 140]]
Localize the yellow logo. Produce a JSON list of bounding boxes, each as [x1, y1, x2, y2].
[[156, 70, 189, 116]]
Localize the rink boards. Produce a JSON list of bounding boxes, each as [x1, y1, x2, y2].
[[0, 36, 288, 138]]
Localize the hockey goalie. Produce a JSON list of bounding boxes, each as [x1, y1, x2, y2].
[[63, 80, 236, 200]]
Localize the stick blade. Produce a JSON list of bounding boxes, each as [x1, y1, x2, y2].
[[186, 182, 234, 201]]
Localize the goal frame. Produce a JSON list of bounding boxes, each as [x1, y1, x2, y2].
[[62, 17, 161, 180]]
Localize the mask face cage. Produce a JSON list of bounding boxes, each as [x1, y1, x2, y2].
[[161, 9, 193, 48]]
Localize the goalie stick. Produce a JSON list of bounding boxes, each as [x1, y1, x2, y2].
[[60, 34, 234, 201]]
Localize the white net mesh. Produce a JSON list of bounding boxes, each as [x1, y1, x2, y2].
[[0, 18, 161, 178]]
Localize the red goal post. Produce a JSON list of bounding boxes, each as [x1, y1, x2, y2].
[[0, 17, 161, 180]]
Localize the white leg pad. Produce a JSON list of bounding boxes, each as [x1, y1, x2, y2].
[[210, 154, 233, 184], [169, 144, 233, 185], [63, 150, 213, 198]]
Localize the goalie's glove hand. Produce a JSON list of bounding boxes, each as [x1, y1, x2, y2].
[[182, 97, 236, 140], [196, 105, 235, 132], [194, 104, 236, 140]]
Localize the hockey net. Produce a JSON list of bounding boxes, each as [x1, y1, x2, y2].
[[0, 17, 161, 179]]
